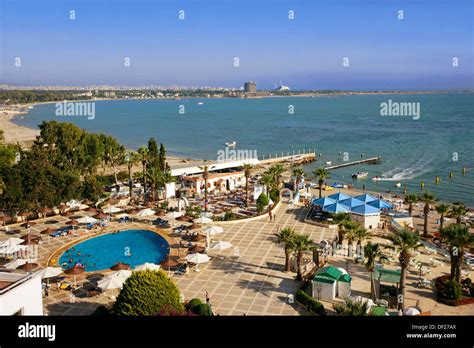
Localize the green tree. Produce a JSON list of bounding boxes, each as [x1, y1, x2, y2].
[[158, 143, 167, 171], [274, 227, 296, 272], [332, 213, 351, 244], [440, 224, 474, 283], [267, 164, 285, 188], [147, 138, 159, 168], [403, 193, 419, 217], [146, 167, 161, 202], [364, 242, 388, 300], [450, 203, 467, 225], [113, 270, 183, 316], [198, 165, 212, 212], [256, 192, 269, 213], [260, 172, 275, 195], [101, 135, 126, 184], [291, 233, 314, 281], [389, 229, 422, 310], [125, 150, 140, 199], [435, 204, 450, 231], [312, 167, 331, 198], [292, 167, 305, 191], [242, 164, 253, 206], [420, 191, 436, 238]]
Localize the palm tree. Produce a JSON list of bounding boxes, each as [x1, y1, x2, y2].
[[355, 226, 371, 250], [450, 203, 467, 225], [137, 146, 149, 203], [292, 167, 305, 191], [199, 165, 211, 212], [435, 204, 450, 231], [333, 213, 351, 244], [312, 167, 331, 198], [342, 220, 360, 256], [158, 169, 174, 201], [125, 150, 139, 199], [268, 164, 285, 188], [260, 173, 275, 195], [403, 193, 419, 217], [440, 224, 474, 283], [389, 229, 422, 310], [242, 164, 253, 207], [274, 227, 296, 272], [146, 167, 161, 203], [364, 242, 389, 300], [291, 233, 314, 281], [333, 297, 374, 316], [419, 191, 436, 238]]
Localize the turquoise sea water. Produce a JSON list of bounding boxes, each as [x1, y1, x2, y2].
[[58, 229, 169, 272], [16, 94, 474, 206]]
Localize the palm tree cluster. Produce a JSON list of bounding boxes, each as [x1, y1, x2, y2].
[[274, 228, 315, 281], [258, 164, 286, 195], [312, 167, 330, 198]]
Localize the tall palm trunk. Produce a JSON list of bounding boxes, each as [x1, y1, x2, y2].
[[245, 176, 249, 206], [318, 179, 323, 198], [296, 251, 303, 281], [128, 163, 133, 199], [423, 203, 430, 237], [142, 162, 147, 203], [408, 203, 413, 217], [204, 178, 208, 212], [439, 212, 445, 231], [347, 240, 353, 257], [398, 252, 409, 311], [284, 247, 291, 272], [370, 272, 376, 300], [449, 246, 456, 280], [455, 249, 463, 283]]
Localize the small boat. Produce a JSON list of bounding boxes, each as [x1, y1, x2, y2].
[[197, 102, 204, 105], [395, 182, 401, 188], [372, 176, 382, 181], [325, 161, 332, 165], [225, 141, 236, 148], [352, 171, 368, 179]]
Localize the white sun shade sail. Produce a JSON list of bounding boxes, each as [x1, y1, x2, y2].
[[185, 253, 211, 264]]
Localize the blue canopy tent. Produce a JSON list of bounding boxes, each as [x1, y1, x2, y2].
[[351, 204, 380, 215], [323, 203, 351, 213], [339, 197, 365, 209], [355, 193, 378, 204], [368, 199, 393, 210], [327, 192, 352, 202], [311, 197, 336, 207]]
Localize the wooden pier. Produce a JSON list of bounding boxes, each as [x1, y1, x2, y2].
[[325, 156, 381, 170]]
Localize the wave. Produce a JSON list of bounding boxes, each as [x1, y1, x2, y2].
[[379, 158, 433, 181]]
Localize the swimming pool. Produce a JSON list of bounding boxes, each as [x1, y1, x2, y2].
[[58, 229, 170, 272]]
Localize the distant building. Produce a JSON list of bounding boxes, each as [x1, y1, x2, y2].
[[275, 85, 290, 91], [244, 81, 257, 93], [103, 91, 116, 98]]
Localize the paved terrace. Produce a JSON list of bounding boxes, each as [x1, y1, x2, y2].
[[0, 203, 337, 315]]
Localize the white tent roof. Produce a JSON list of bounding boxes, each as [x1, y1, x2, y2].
[[106, 270, 133, 279], [167, 211, 183, 219], [136, 208, 155, 217], [185, 253, 211, 264], [103, 206, 122, 214], [76, 216, 99, 224], [194, 217, 213, 224], [1, 244, 27, 254], [0, 238, 24, 248], [209, 241, 233, 251], [36, 267, 63, 279], [98, 270, 132, 290], [4, 259, 27, 269], [202, 226, 224, 236], [134, 263, 161, 271]]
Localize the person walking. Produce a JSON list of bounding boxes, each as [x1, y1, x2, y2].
[[268, 210, 272, 222]]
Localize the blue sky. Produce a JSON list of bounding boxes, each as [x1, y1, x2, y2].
[[0, 0, 472, 89]]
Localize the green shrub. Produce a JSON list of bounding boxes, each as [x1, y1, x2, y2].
[[113, 270, 184, 316], [91, 305, 110, 316], [442, 279, 463, 300], [194, 303, 213, 316], [223, 210, 236, 221], [256, 193, 269, 213], [295, 290, 325, 316], [269, 188, 280, 203], [185, 298, 203, 312]]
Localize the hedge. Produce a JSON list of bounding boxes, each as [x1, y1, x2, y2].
[[113, 270, 184, 316], [296, 290, 326, 316], [185, 298, 203, 312]]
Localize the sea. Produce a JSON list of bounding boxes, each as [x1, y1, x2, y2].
[[14, 93, 474, 206]]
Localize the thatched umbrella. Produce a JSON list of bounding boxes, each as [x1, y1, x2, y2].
[[189, 244, 206, 253], [39, 207, 52, 217], [160, 258, 180, 275], [40, 227, 56, 235], [188, 224, 201, 230], [127, 209, 139, 215], [66, 219, 78, 226], [156, 210, 166, 217], [21, 238, 39, 246], [176, 215, 189, 222], [107, 198, 120, 205], [82, 199, 95, 206], [62, 210, 74, 217], [64, 266, 85, 287], [94, 212, 108, 219], [58, 204, 70, 214], [84, 207, 97, 213], [18, 262, 38, 271], [110, 262, 131, 271], [191, 233, 206, 242], [20, 221, 36, 228], [17, 212, 31, 218], [0, 215, 12, 226], [20, 234, 40, 241]]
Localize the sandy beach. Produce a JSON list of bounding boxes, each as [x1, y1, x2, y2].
[[0, 110, 40, 146]]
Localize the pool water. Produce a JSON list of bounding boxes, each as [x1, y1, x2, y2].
[[58, 229, 170, 272]]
